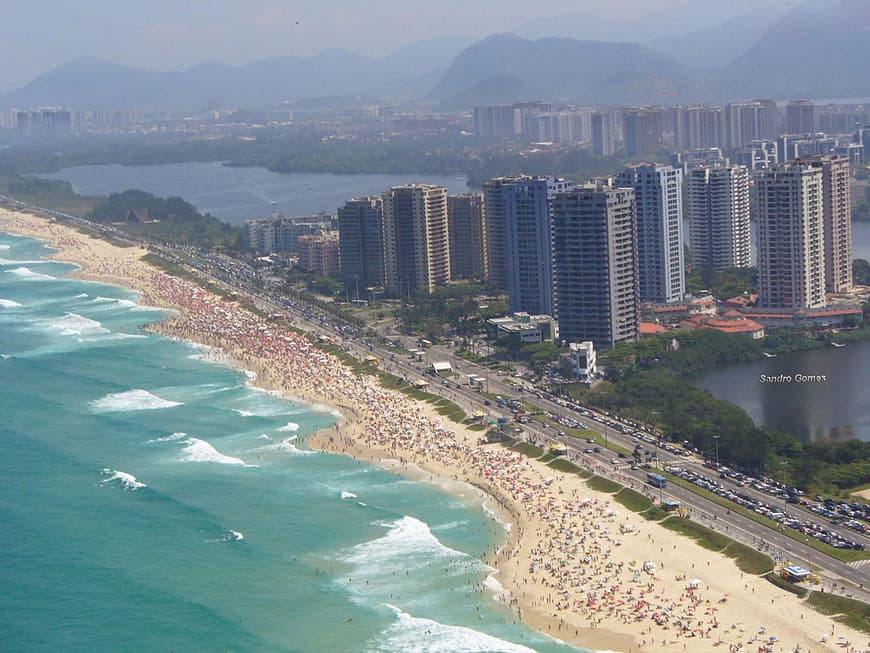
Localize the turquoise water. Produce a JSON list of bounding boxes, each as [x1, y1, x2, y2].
[[0, 233, 585, 653]]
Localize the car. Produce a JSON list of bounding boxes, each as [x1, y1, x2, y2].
[[618, 452, 627, 458], [593, 446, 601, 453], [584, 448, 593, 454], [483, 400, 492, 406], [586, 438, 595, 444], [610, 459, 620, 465]]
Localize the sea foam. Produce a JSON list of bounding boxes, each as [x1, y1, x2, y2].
[[100, 468, 147, 491], [41, 312, 110, 337], [0, 298, 23, 308], [259, 436, 312, 456], [89, 389, 182, 413], [341, 491, 358, 500], [8, 266, 55, 281], [147, 431, 188, 443], [367, 605, 537, 653], [277, 421, 299, 432], [345, 516, 467, 569], [181, 437, 252, 466]]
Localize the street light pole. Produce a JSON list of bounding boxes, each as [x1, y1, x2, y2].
[[713, 434, 720, 469]]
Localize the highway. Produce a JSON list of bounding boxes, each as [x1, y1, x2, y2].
[[6, 198, 869, 603]]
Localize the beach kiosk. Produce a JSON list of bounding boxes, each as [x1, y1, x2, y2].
[[779, 565, 812, 583], [661, 497, 681, 512]]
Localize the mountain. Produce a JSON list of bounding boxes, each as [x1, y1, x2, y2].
[[721, 0, 870, 98], [431, 34, 702, 106], [513, 0, 782, 43], [0, 37, 473, 112], [646, 5, 789, 69]]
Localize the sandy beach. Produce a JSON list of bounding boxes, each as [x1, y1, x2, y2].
[[2, 206, 867, 653]]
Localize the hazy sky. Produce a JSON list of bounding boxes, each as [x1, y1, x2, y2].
[[0, 0, 792, 91]]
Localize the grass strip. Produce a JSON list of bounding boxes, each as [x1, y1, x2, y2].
[[807, 591, 870, 634], [658, 516, 775, 575], [612, 487, 653, 512], [764, 572, 809, 597], [585, 475, 622, 494]]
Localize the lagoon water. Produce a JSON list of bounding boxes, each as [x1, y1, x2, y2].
[[37, 163, 472, 224], [0, 232, 582, 653]]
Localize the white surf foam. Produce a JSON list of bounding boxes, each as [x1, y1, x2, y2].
[[367, 605, 537, 653], [90, 296, 152, 312], [0, 257, 45, 265], [74, 293, 89, 299], [259, 437, 312, 456], [8, 266, 54, 280], [341, 491, 358, 500], [147, 431, 187, 443], [181, 437, 252, 466], [0, 298, 23, 308], [233, 409, 255, 417], [90, 389, 182, 413], [0, 245, 9, 251], [277, 421, 299, 432], [345, 516, 468, 569], [225, 529, 245, 541], [40, 312, 110, 337], [100, 468, 147, 491], [256, 434, 272, 441]]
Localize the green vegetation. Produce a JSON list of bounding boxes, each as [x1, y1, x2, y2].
[[512, 442, 545, 459], [585, 475, 622, 493], [643, 505, 669, 521], [548, 458, 592, 477], [396, 284, 507, 343], [89, 190, 241, 246], [855, 259, 870, 285], [659, 517, 774, 575], [807, 592, 870, 634], [765, 572, 809, 597], [612, 487, 653, 512], [659, 516, 732, 551], [685, 265, 757, 299], [0, 175, 99, 217]]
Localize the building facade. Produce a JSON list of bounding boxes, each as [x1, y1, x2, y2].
[[673, 105, 723, 150], [591, 111, 616, 156], [615, 164, 685, 303], [786, 100, 816, 135], [551, 182, 640, 348], [755, 162, 826, 309], [812, 155, 853, 293], [447, 193, 487, 280], [686, 164, 752, 272], [337, 197, 385, 292], [623, 108, 663, 157], [382, 184, 451, 295], [297, 233, 341, 278]]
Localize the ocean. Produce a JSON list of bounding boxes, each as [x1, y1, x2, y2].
[[0, 232, 584, 653]]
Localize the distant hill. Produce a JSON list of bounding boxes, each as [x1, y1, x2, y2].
[[0, 36, 474, 112], [430, 34, 703, 106], [720, 0, 870, 99]]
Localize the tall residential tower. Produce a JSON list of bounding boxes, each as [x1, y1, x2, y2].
[[615, 164, 685, 303], [686, 165, 752, 273]]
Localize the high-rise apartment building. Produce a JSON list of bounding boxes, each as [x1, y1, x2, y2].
[[623, 108, 663, 157], [615, 164, 685, 303], [551, 182, 639, 348], [337, 197, 385, 292], [473, 105, 516, 139], [483, 176, 526, 290], [591, 111, 616, 156], [809, 155, 853, 293], [786, 100, 815, 135], [673, 105, 722, 150], [724, 101, 777, 149], [686, 165, 751, 273], [502, 178, 565, 316], [755, 162, 826, 309], [382, 184, 451, 295], [447, 193, 487, 280]]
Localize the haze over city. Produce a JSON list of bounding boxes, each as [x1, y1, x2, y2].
[[1, 0, 797, 91]]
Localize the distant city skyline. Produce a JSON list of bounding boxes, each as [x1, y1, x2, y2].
[[0, 0, 795, 92]]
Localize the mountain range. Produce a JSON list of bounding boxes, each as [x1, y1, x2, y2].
[[2, 0, 867, 113]]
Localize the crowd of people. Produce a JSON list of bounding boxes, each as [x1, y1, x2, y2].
[[2, 207, 866, 653]]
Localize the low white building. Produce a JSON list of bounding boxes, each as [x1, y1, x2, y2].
[[487, 312, 558, 343], [569, 341, 597, 384]]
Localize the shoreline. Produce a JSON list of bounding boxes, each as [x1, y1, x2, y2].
[[2, 209, 867, 653]]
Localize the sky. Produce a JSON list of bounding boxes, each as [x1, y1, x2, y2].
[[0, 0, 795, 92]]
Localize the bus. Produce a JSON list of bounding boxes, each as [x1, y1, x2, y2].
[[419, 339, 433, 349], [646, 473, 667, 489]]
